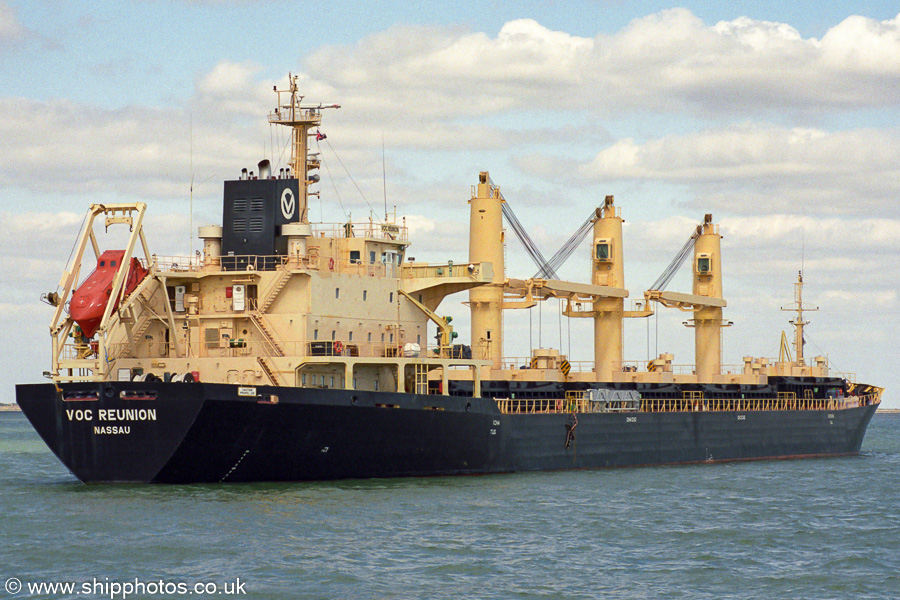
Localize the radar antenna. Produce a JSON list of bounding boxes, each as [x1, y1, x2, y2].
[[268, 74, 339, 223]]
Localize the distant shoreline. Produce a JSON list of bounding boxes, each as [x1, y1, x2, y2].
[[0, 404, 21, 412]]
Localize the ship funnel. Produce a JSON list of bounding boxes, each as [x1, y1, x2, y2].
[[258, 159, 271, 179], [241, 168, 248, 180]]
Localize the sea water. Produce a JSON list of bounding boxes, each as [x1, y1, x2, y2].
[[1, 411, 898, 600]]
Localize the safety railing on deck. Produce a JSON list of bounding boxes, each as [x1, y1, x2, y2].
[[496, 395, 637, 414], [639, 395, 872, 412], [153, 255, 203, 272], [495, 393, 880, 415], [104, 339, 433, 361], [152, 252, 402, 276], [311, 221, 408, 243]]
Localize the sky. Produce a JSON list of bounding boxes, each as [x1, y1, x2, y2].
[[0, 0, 897, 406]]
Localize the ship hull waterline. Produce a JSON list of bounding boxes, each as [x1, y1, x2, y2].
[[15, 382, 877, 484]]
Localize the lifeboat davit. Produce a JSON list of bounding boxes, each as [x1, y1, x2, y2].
[[70, 250, 149, 338]]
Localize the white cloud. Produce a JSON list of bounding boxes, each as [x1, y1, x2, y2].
[[0, 212, 84, 282], [821, 289, 897, 309], [819, 13, 900, 74], [4, 11, 900, 205], [576, 124, 900, 215], [195, 60, 272, 115], [302, 10, 900, 117], [0, 93, 263, 200], [402, 213, 469, 262], [720, 215, 900, 247], [0, 0, 26, 46]]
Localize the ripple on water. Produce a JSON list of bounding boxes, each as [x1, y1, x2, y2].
[[1, 412, 900, 599]]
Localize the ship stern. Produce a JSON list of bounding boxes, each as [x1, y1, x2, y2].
[[16, 381, 205, 483]]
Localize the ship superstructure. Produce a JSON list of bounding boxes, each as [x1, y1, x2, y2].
[[16, 78, 881, 483]]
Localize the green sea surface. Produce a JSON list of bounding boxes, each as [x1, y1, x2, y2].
[[1, 411, 898, 600]]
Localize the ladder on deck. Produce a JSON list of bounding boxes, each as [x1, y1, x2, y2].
[[257, 357, 280, 386], [250, 313, 285, 356], [258, 268, 292, 313]]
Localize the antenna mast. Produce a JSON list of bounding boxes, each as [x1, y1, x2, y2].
[[781, 271, 818, 365], [268, 74, 339, 224], [382, 133, 388, 221]]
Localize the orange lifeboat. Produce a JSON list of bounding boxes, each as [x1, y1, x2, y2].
[[70, 250, 149, 338]]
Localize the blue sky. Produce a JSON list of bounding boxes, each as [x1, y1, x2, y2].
[[4, 1, 897, 107], [1, 0, 898, 405]]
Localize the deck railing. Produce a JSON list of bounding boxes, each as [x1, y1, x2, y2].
[[495, 393, 880, 415]]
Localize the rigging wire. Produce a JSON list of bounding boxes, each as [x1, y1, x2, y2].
[[501, 201, 557, 279], [269, 123, 274, 170], [500, 200, 599, 282], [61, 211, 91, 290], [322, 138, 376, 216], [649, 226, 701, 291], [538, 294, 543, 348], [529, 305, 533, 354], [272, 124, 291, 174], [806, 335, 837, 371], [382, 133, 388, 220], [558, 298, 562, 357], [317, 141, 350, 221], [534, 212, 594, 279]]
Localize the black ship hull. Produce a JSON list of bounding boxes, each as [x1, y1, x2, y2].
[[16, 381, 877, 484]]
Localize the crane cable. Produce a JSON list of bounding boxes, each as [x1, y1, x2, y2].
[[501, 201, 557, 279], [649, 225, 702, 291], [534, 213, 594, 279]]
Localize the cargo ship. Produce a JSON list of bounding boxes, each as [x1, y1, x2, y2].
[[16, 77, 881, 483]]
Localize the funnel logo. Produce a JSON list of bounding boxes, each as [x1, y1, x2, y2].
[[281, 188, 295, 220]]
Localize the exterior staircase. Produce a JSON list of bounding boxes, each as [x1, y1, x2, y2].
[[124, 315, 153, 356], [257, 356, 280, 386], [251, 312, 285, 357], [258, 268, 292, 313], [249, 266, 292, 359]]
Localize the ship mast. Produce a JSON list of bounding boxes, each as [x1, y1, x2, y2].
[[268, 74, 339, 223], [781, 271, 817, 365]]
